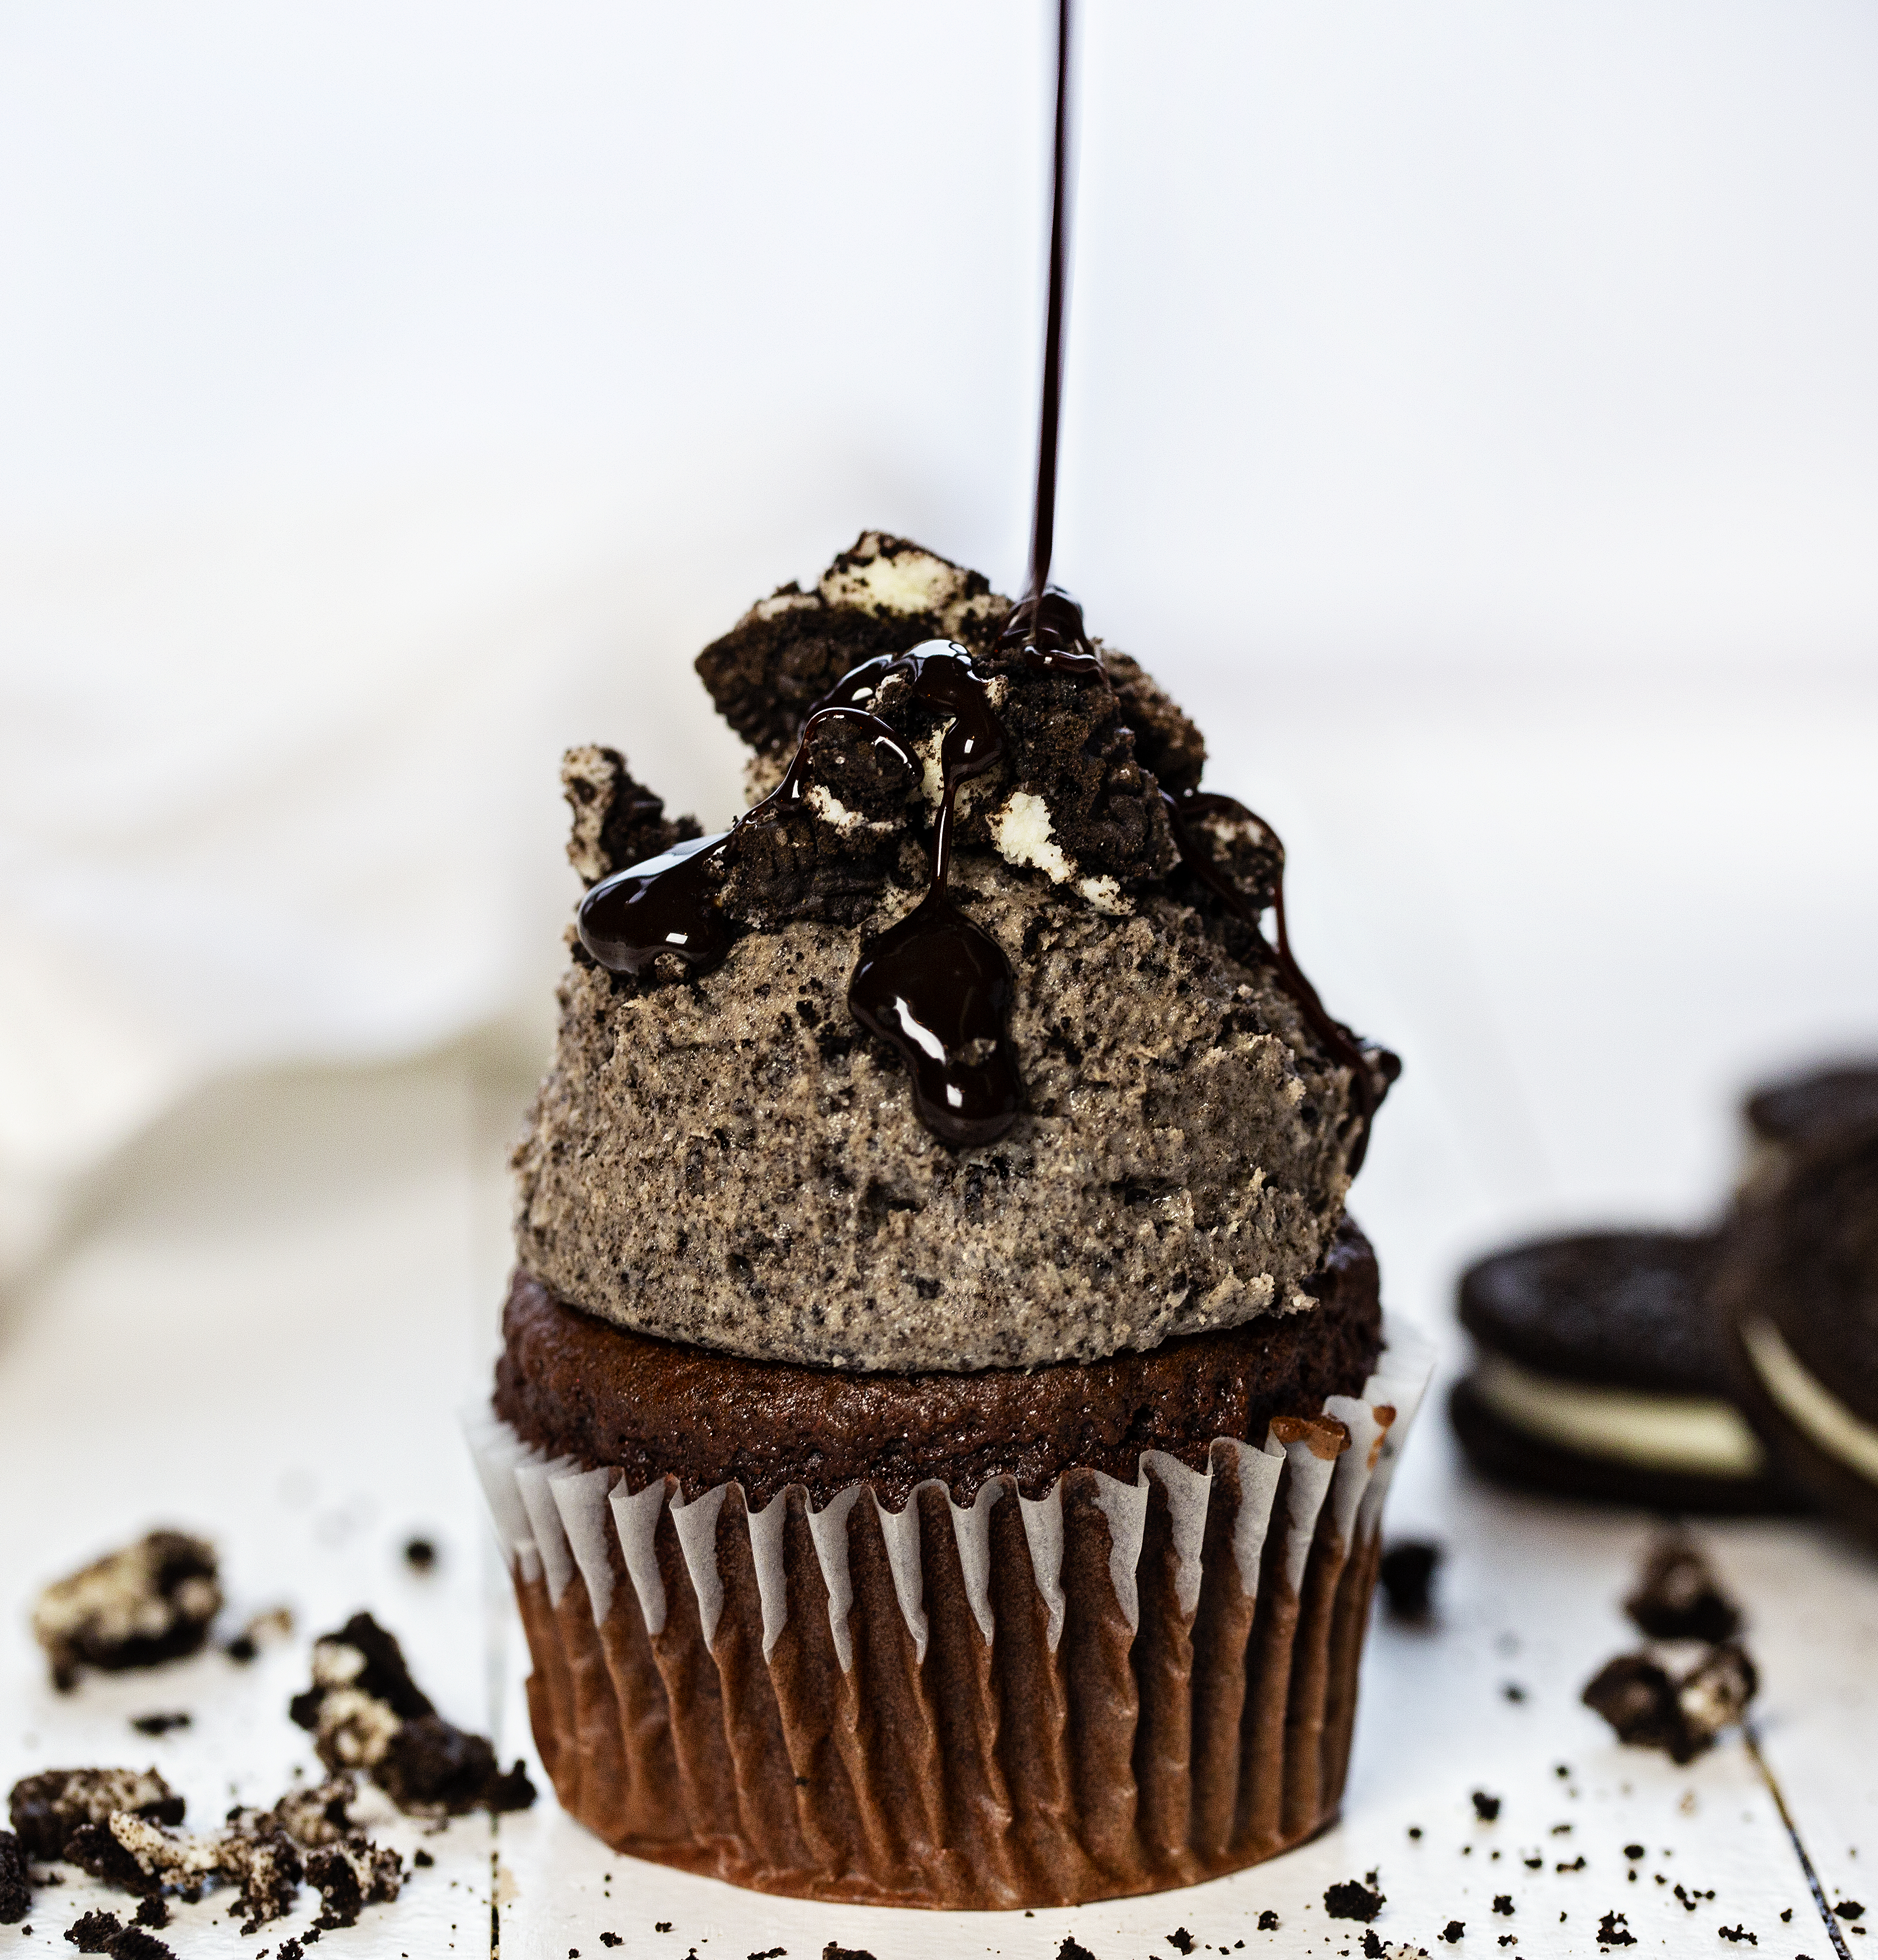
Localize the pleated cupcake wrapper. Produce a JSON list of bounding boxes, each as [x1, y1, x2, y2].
[[466, 1312, 1433, 1909]]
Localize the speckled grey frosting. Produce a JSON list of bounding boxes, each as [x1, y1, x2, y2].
[[511, 535, 1388, 1372]]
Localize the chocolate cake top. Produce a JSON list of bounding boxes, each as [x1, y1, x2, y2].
[[511, 534, 1394, 1373]]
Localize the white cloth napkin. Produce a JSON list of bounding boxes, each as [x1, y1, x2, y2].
[[0, 470, 750, 1282]]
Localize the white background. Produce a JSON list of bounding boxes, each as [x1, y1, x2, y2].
[[1, 11, 1876, 1953], [4, 0, 1876, 1278]]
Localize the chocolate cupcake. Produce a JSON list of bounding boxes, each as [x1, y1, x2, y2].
[[468, 535, 1429, 1908], [1718, 1062, 1878, 1552]]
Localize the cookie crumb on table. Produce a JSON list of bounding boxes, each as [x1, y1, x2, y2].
[[31, 1534, 220, 1692]]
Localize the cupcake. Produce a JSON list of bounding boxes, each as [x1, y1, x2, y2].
[[468, 533, 1428, 1908]]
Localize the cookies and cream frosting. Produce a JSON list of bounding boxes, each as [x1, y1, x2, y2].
[[512, 535, 1393, 1373]]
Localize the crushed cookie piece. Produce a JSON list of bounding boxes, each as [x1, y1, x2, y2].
[[1595, 1909, 1636, 1946], [290, 1614, 534, 1817], [32, 1534, 220, 1691], [9, 1770, 185, 1863], [1582, 1642, 1756, 1763], [1472, 1792, 1502, 1822], [128, 1716, 189, 1737], [0, 1830, 30, 1923], [1378, 1540, 1442, 1621], [1624, 1536, 1741, 1642]]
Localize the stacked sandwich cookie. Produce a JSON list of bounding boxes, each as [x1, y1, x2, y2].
[[1718, 1062, 1878, 1551], [469, 535, 1430, 1908]]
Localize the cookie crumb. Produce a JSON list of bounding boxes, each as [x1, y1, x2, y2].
[[1624, 1536, 1741, 1643], [128, 1715, 190, 1737], [1325, 1881, 1385, 1922], [1378, 1541, 1443, 1621], [1472, 1792, 1502, 1822], [290, 1614, 534, 1817], [1582, 1643, 1756, 1763], [32, 1535, 220, 1691]]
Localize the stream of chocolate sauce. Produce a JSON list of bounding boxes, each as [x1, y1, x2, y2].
[[987, 0, 1393, 1167], [583, 0, 1387, 1161]]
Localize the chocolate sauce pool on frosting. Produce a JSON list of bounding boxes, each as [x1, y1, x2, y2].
[[845, 648, 1022, 1147]]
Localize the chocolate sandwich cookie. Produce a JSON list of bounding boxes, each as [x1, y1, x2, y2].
[[1450, 1230, 1797, 1514], [1719, 1065, 1878, 1552]]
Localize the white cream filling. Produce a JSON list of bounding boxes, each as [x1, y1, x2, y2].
[[989, 790, 1074, 882], [819, 540, 967, 616], [805, 783, 894, 835], [1740, 1314, 1878, 1486], [1471, 1352, 1766, 1479]]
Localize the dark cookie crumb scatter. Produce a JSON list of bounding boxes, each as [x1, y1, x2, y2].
[[1378, 1540, 1442, 1620], [1325, 1880, 1385, 1922]]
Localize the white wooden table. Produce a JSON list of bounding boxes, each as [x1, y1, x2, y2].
[[4, 672, 1875, 1958]]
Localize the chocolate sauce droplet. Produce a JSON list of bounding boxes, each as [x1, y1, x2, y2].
[[576, 828, 737, 976], [1163, 787, 1398, 1172], [849, 895, 1021, 1148], [847, 643, 1023, 1147]]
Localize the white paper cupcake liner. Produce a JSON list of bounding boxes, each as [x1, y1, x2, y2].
[[467, 1312, 1432, 1908]]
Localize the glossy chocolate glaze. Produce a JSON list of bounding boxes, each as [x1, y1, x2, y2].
[[580, 644, 1024, 1148], [844, 647, 1022, 1146]]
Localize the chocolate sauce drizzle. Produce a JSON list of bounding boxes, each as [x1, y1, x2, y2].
[[579, 645, 1024, 1148], [1163, 788, 1397, 1172], [845, 650, 1024, 1148], [583, 0, 1387, 1163], [576, 704, 912, 978]]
